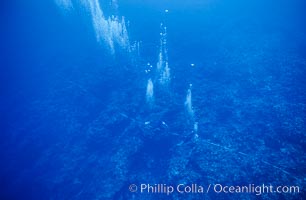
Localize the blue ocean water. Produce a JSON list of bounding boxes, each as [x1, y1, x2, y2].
[[1, 0, 305, 199]]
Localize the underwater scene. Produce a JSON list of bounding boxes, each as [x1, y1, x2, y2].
[[1, 0, 305, 199]]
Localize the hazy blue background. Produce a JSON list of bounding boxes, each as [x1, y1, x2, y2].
[[1, 0, 305, 199]]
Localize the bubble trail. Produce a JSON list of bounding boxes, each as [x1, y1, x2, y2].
[[185, 84, 194, 118], [146, 78, 154, 104], [157, 23, 170, 85], [55, 0, 130, 54]]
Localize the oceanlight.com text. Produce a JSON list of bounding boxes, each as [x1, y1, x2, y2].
[[129, 183, 300, 196]]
